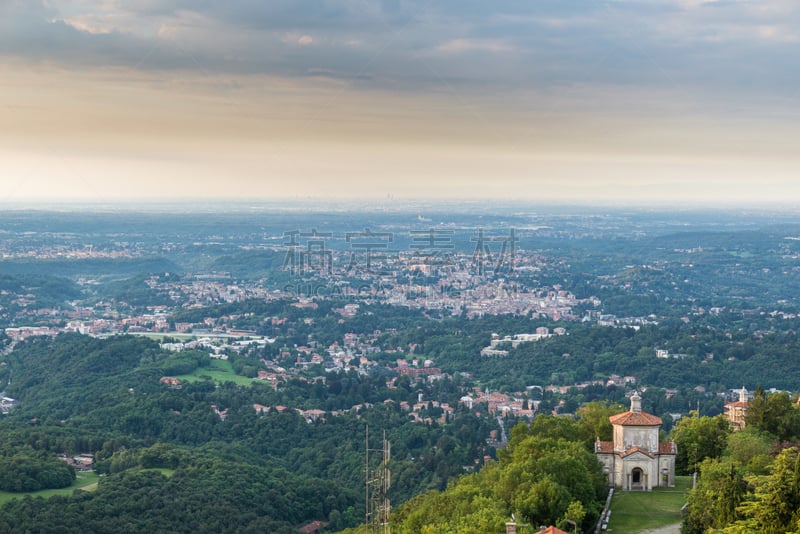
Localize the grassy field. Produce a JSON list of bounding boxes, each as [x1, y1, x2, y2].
[[0, 468, 177, 506], [175, 358, 259, 386], [0, 471, 100, 505], [606, 476, 691, 534]]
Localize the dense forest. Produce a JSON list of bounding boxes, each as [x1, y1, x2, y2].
[[0, 334, 493, 531]]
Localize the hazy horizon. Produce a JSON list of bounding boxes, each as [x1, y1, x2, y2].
[[2, 197, 800, 216], [3, 1, 799, 206]]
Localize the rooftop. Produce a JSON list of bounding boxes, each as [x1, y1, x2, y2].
[[610, 411, 663, 426]]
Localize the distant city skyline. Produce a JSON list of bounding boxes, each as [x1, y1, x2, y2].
[[2, 1, 800, 205]]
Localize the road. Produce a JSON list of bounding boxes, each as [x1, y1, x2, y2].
[[496, 416, 508, 445]]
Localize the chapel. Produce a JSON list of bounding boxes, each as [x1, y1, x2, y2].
[[595, 392, 676, 490]]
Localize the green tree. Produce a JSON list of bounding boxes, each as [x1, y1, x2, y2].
[[746, 390, 800, 441], [746, 447, 800, 533], [577, 400, 625, 443], [746, 386, 768, 430], [560, 500, 586, 533], [671, 414, 731, 474], [683, 457, 748, 533], [725, 427, 773, 474]]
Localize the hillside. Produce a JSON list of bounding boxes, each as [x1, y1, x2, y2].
[[0, 334, 492, 532]]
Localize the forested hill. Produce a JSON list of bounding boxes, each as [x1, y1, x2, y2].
[[0, 334, 348, 532], [0, 334, 492, 532], [340, 411, 612, 534]]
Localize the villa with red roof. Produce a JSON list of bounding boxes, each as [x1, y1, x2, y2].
[[724, 386, 749, 430], [595, 392, 676, 490]]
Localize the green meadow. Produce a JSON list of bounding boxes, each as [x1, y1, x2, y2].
[[606, 476, 691, 533], [175, 358, 260, 386], [0, 471, 101, 505]]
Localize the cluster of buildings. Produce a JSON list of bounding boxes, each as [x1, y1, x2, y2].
[[0, 244, 139, 260], [57, 453, 95, 471], [480, 328, 566, 356], [655, 349, 689, 360], [460, 389, 536, 418], [0, 396, 18, 414]]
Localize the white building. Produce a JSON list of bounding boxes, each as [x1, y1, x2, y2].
[[595, 392, 676, 490]]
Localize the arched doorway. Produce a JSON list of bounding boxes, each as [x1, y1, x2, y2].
[[631, 467, 645, 490]]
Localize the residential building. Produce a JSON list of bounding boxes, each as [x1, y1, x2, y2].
[[724, 386, 749, 430]]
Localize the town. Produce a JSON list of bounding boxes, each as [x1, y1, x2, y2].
[[2, 207, 800, 533]]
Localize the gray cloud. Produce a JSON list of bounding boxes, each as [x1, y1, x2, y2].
[[1, 0, 799, 99]]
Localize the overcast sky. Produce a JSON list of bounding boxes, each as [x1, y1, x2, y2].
[[2, 0, 799, 205]]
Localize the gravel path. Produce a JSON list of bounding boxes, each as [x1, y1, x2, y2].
[[638, 523, 681, 534]]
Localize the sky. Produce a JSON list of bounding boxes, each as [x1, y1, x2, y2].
[[2, 0, 800, 206]]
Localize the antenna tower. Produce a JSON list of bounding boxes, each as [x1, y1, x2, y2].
[[365, 426, 391, 534]]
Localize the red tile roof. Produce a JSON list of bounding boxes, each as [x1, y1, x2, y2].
[[297, 520, 328, 533], [596, 440, 614, 454], [659, 442, 677, 455], [609, 410, 662, 426]]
